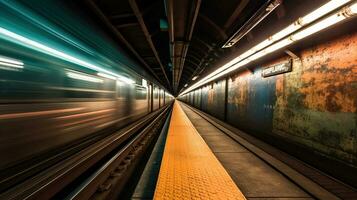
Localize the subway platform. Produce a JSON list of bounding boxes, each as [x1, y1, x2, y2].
[[131, 101, 357, 200]]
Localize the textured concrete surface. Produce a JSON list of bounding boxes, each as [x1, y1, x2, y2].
[[154, 102, 246, 200], [181, 103, 311, 199]]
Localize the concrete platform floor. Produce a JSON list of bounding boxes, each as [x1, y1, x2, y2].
[[180, 103, 313, 200]]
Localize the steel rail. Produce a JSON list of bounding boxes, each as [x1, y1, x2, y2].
[[0, 113, 141, 192], [65, 105, 171, 199], [0, 105, 171, 200]]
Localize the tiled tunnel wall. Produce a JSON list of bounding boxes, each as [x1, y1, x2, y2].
[[180, 32, 357, 186]]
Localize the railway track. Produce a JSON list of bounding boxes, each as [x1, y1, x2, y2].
[[0, 104, 172, 200]]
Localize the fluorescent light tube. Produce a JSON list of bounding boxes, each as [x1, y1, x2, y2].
[[292, 13, 346, 41], [350, 2, 357, 14], [271, 23, 301, 41], [179, 0, 354, 96], [207, 58, 250, 83], [301, 0, 350, 24], [247, 50, 267, 62], [265, 38, 293, 53]]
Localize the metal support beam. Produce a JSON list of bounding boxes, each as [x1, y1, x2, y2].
[[285, 50, 300, 60], [224, 76, 229, 121], [166, 0, 202, 94], [223, 0, 250, 30], [186, 54, 201, 64], [85, 0, 163, 85], [110, 13, 135, 20], [191, 37, 213, 51], [129, 0, 171, 90], [198, 14, 227, 40], [115, 23, 139, 29], [185, 59, 200, 69], [222, 0, 282, 48]]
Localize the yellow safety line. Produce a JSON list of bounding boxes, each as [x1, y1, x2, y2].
[[154, 101, 246, 200]]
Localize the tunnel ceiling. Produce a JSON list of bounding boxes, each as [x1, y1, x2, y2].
[[84, 0, 309, 95], [86, 0, 172, 90], [175, 0, 268, 93]]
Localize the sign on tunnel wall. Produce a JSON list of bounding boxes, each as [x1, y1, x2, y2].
[[261, 59, 292, 77]]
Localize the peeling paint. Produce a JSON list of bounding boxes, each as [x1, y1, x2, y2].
[[299, 34, 357, 113], [273, 33, 357, 166], [207, 80, 226, 120]]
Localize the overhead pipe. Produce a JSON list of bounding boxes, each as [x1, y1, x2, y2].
[[165, 0, 201, 94]]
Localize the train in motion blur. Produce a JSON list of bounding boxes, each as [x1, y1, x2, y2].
[[0, 0, 173, 172]]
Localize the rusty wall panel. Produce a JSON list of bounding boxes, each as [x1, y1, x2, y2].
[[201, 86, 209, 113], [194, 88, 201, 109], [227, 70, 277, 133], [227, 32, 357, 170], [273, 33, 357, 167], [207, 79, 226, 120], [190, 92, 194, 105], [182, 94, 188, 103]]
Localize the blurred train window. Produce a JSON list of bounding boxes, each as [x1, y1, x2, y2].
[[135, 85, 148, 100], [63, 76, 116, 99], [154, 87, 159, 99], [116, 82, 127, 99]]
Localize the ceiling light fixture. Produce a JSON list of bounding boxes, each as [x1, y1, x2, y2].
[[222, 0, 282, 48], [179, 0, 356, 96]]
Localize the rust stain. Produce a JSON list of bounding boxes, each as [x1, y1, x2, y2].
[[228, 70, 250, 106], [272, 32, 357, 166], [299, 33, 357, 113], [208, 85, 214, 105]]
